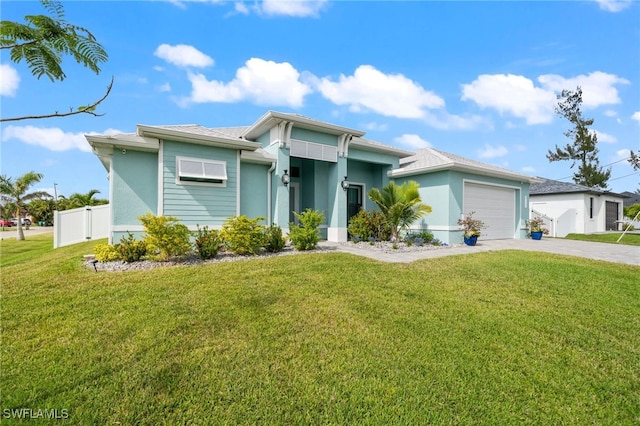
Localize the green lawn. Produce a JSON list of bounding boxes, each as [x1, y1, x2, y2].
[[564, 232, 640, 246], [2, 235, 639, 424]]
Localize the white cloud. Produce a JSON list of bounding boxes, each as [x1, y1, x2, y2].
[[317, 65, 444, 119], [262, 0, 328, 17], [604, 109, 618, 117], [461, 71, 629, 125], [423, 111, 487, 131], [2, 126, 89, 152], [594, 129, 617, 144], [522, 166, 536, 173], [1, 126, 123, 152], [185, 58, 311, 107], [0, 64, 20, 97], [461, 74, 556, 124], [478, 144, 508, 159], [632, 111, 640, 123], [234, 2, 250, 14], [361, 121, 388, 131], [615, 148, 631, 160], [154, 44, 214, 68], [594, 0, 632, 12], [538, 71, 629, 108], [157, 82, 172, 92], [393, 134, 432, 149]]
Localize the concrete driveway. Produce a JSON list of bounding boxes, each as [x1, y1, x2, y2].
[[328, 237, 640, 266]]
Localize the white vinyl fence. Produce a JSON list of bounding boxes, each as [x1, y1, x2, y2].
[[53, 204, 109, 248]]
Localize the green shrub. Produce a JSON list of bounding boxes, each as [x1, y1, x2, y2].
[[264, 223, 286, 253], [193, 225, 223, 260], [94, 243, 121, 262], [289, 209, 324, 251], [405, 230, 434, 246], [138, 212, 192, 261], [220, 215, 267, 255], [117, 232, 147, 262], [347, 209, 392, 242]]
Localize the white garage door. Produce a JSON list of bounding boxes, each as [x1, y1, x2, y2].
[[464, 183, 516, 240]]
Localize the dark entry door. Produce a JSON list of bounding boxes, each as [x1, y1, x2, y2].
[[605, 201, 619, 231], [347, 185, 363, 225]]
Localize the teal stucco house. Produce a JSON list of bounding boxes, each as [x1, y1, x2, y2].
[[86, 111, 538, 245]]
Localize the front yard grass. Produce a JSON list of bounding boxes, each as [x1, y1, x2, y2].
[[2, 235, 639, 424], [564, 232, 640, 246]]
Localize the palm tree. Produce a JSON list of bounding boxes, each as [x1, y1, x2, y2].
[[368, 180, 432, 242], [68, 189, 107, 207], [0, 172, 50, 240]]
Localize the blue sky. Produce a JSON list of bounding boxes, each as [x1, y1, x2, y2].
[[1, 0, 639, 200]]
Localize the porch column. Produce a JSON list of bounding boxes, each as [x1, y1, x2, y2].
[[273, 147, 290, 232], [327, 157, 348, 242]]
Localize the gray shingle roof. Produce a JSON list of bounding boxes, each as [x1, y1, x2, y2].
[[530, 178, 626, 197], [397, 148, 534, 180], [143, 124, 248, 140]]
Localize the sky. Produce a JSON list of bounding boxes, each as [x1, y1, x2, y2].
[[1, 0, 639, 201]]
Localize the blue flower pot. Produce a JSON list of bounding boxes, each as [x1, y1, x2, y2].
[[531, 231, 543, 240], [464, 235, 478, 246]]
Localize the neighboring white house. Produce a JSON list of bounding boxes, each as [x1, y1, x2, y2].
[[529, 178, 627, 237]]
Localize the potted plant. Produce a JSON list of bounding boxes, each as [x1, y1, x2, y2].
[[526, 216, 549, 240], [457, 211, 486, 246]]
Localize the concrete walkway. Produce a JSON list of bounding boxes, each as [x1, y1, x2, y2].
[[323, 238, 640, 266]]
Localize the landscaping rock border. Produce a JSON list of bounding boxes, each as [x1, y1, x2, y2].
[[84, 241, 456, 272]]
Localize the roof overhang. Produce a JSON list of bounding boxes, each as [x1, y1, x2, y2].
[[85, 133, 160, 170], [137, 124, 260, 150], [389, 161, 542, 184], [240, 148, 277, 165], [243, 111, 366, 140], [349, 137, 414, 158]]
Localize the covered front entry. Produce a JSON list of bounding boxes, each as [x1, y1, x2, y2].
[[464, 182, 516, 240]]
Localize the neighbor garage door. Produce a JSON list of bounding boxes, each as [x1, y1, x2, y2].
[[463, 183, 516, 240]]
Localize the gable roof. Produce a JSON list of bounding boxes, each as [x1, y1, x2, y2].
[[530, 178, 626, 198], [243, 110, 366, 140], [389, 147, 539, 182]]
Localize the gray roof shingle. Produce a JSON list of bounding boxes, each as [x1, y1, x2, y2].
[[531, 178, 626, 197]]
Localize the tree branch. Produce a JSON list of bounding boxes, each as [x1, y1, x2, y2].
[[0, 76, 113, 123], [0, 40, 40, 50]]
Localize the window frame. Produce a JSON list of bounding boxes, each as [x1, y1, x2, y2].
[[175, 156, 227, 187]]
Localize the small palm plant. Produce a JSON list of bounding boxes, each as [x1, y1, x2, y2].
[[368, 180, 432, 242]]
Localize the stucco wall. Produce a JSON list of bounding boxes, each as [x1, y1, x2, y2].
[[530, 192, 624, 237], [396, 170, 530, 244], [240, 162, 269, 221], [111, 149, 158, 238]]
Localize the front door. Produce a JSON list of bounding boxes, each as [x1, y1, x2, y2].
[[289, 182, 300, 225], [605, 201, 619, 231], [347, 185, 363, 225]]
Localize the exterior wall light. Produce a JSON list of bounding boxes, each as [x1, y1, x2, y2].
[[341, 176, 349, 191], [281, 169, 290, 187]]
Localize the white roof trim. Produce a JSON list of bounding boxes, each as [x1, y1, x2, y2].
[[243, 110, 366, 140], [137, 124, 260, 150]]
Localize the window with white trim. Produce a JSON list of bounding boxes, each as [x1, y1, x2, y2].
[[176, 156, 227, 186]]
